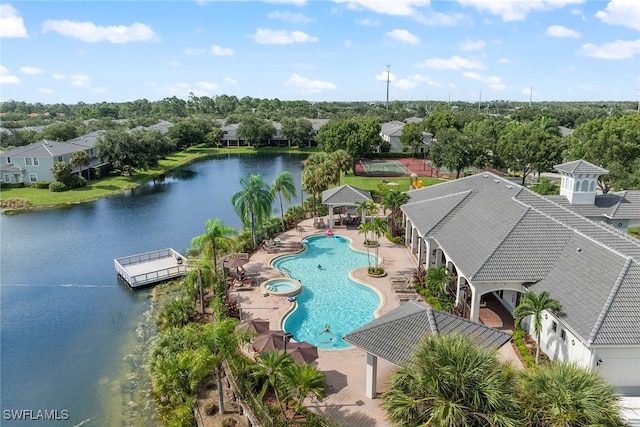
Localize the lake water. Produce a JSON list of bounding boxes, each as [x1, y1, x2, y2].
[[0, 153, 306, 426]]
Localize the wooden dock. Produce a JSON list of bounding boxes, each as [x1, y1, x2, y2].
[[114, 248, 190, 288]]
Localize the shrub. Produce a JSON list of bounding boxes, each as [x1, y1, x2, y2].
[[628, 226, 640, 239], [221, 417, 237, 427], [30, 181, 52, 189], [204, 402, 218, 416], [49, 181, 67, 192]]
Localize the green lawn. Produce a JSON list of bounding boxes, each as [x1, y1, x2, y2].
[[340, 175, 445, 192]]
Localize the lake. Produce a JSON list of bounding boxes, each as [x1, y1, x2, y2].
[[0, 153, 306, 426]]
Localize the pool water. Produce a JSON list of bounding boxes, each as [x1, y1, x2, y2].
[[272, 235, 381, 349], [268, 280, 297, 292]]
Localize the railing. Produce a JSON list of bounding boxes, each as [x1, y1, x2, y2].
[[115, 248, 177, 266]]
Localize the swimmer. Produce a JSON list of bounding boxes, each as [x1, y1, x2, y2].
[[319, 324, 334, 336], [317, 264, 322, 269]]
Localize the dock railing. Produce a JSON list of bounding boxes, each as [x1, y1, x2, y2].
[[114, 248, 189, 288]]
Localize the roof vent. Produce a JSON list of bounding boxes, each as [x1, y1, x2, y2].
[[482, 174, 489, 178], [576, 248, 583, 254], [493, 179, 500, 184], [505, 185, 513, 190]]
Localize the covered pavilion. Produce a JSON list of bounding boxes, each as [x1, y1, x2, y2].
[[321, 184, 372, 229]]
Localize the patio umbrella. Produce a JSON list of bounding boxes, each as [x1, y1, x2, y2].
[[252, 330, 286, 353], [225, 257, 248, 271], [236, 318, 270, 334], [286, 341, 318, 364]]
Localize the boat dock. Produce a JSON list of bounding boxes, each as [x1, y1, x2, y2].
[[114, 248, 190, 288]]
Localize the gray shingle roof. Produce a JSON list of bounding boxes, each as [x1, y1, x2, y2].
[[343, 300, 512, 366], [402, 172, 640, 346], [322, 185, 371, 205], [554, 159, 609, 175]]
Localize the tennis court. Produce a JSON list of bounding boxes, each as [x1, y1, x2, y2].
[[359, 159, 413, 176]]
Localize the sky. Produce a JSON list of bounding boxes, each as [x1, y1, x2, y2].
[[0, 0, 639, 105]]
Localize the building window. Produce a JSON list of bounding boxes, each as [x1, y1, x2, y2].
[[25, 158, 32, 166], [29, 173, 37, 183], [3, 174, 10, 182], [33, 158, 39, 166], [6, 157, 11, 164], [57, 156, 63, 162], [560, 329, 566, 341], [551, 321, 557, 333]]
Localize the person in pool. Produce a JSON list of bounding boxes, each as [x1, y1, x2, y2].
[[319, 324, 333, 336], [317, 264, 322, 269]]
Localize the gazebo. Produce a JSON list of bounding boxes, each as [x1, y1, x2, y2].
[[321, 184, 373, 229], [343, 300, 512, 399]]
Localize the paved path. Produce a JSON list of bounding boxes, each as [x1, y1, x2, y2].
[[235, 216, 520, 426]]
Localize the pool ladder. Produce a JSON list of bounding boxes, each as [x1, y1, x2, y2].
[[280, 266, 295, 280]]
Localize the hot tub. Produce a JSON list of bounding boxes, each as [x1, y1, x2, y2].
[[261, 277, 302, 297]]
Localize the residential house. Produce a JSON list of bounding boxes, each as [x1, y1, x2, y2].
[[379, 119, 432, 154], [401, 159, 640, 392], [1, 130, 104, 184]]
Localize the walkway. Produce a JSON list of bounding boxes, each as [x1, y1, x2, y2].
[[235, 216, 520, 426]]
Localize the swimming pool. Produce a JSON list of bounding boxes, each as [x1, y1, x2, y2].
[[272, 235, 381, 349]]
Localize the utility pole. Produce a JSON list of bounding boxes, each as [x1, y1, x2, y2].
[[529, 86, 533, 106], [386, 65, 391, 111], [478, 89, 482, 113]]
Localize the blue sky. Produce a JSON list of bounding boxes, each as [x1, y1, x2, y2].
[[1, 0, 639, 104]]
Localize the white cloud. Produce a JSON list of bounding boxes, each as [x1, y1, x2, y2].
[[21, 66, 43, 75], [463, 71, 505, 90], [0, 4, 28, 38], [332, 0, 430, 16], [459, 38, 486, 51], [498, 57, 511, 64], [0, 66, 21, 84], [224, 77, 238, 85], [42, 20, 156, 43], [70, 74, 91, 86], [284, 73, 336, 93], [38, 88, 54, 94], [420, 55, 484, 71], [457, 0, 583, 21], [196, 81, 219, 91], [581, 39, 640, 59], [184, 48, 206, 55], [546, 25, 581, 38], [267, 10, 314, 24], [595, 0, 640, 31], [386, 29, 420, 44], [252, 28, 318, 44], [52, 73, 65, 79], [169, 61, 180, 67], [393, 74, 442, 90], [395, 78, 419, 90], [356, 18, 380, 26], [263, 0, 307, 5], [212, 45, 233, 56], [375, 70, 395, 81]]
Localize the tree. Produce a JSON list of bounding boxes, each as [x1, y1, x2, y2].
[[42, 121, 79, 141], [423, 110, 457, 136], [97, 129, 168, 176], [281, 117, 312, 147], [283, 363, 326, 415], [518, 362, 626, 426], [271, 171, 297, 231], [231, 174, 274, 248], [430, 127, 484, 178], [370, 217, 388, 272], [514, 290, 563, 364], [301, 154, 334, 217], [253, 350, 293, 418], [316, 118, 380, 172], [168, 120, 206, 149], [70, 150, 91, 181], [237, 115, 275, 147], [355, 199, 378, 224], [191, 219, 237, 283], [51, 161, 73, 186], [382, 333, 521, 426], [400, 122, 424, 156], [330, 149, 352, 185], [381, 190, 409, 231], [205, 127, 223, 147]]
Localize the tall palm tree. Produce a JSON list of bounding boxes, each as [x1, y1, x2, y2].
[[183, 258, 214, 314], [370, 217, 388, 271], [70, 150, 91, 180], [301, 161, 332, 218], [231, 174, 274, 248], [358, 221, 375, 267], [381, 190, 410, 229], [514, 290, 563, 364], [191, 219, 237, 282], [382, 333, 521, 427], [331, 149, 352, 185], [518, 362, 626, 426], [253, 350, 293, 418], [200, 319, 245, 415], [355, 199, 378, 224], [283, 363, 327, 415], [271, 171, 297, 231]]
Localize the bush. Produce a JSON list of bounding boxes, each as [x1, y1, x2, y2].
[[30, 181, 53, 189], [628, 226, 640, 239], [204, 402, 218, 416], [221, 417, 237, 427], [0, 182, 25, 189], [49, 181, 67, 192]]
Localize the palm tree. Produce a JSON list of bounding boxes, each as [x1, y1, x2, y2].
[[191, 219, 237, 282], [518, 362, 626, 426], [370, 217, 388, 271], [200, 319, 245, 415], [514, 290, 563, 364], [330, 149, 352, 185], [231, 174, 274, 249], [382, 333, 521, 426], [253, 350, 293, 418], [301, 161, 332, 218], [283, 363, 327, 415], [381, 190, 410, 229], [70, 150, 91, 181], [358, 221, 375, 268], [355, 199, 378, 224], [183, 258, 215, 314], [271, 171, 297, 231]]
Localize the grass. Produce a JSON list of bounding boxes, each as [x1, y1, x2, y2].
[[340, 175, 445, 191]]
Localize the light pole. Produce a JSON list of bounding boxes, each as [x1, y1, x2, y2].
[[283, 332, 294, 353]]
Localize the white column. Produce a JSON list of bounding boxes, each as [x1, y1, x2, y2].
[[366, 352, 378, 399], [469, 286, 482, 322], [435, 249, 442, 268], [425, 240, 433, 269], [404, 218, 411, 245], [417, 238, 424, 265], [329, 205, 334, 228]]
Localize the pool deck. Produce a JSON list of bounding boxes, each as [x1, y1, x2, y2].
[[234, 216, 520, 427]]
